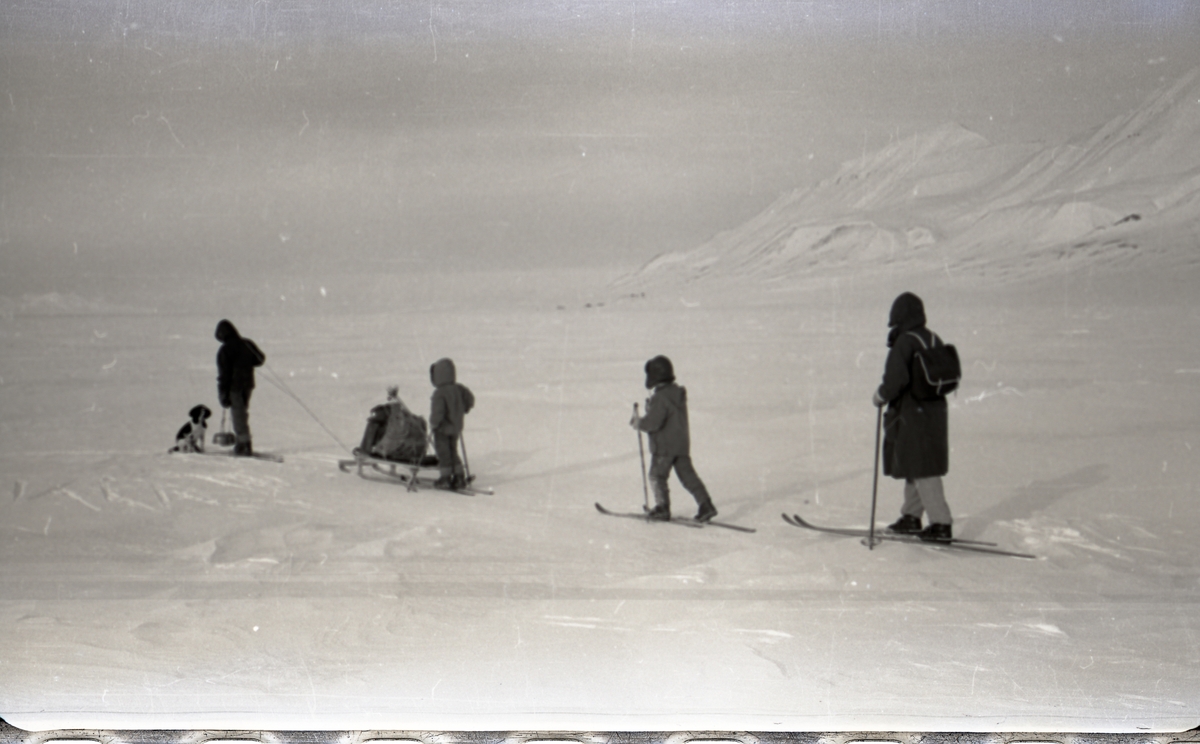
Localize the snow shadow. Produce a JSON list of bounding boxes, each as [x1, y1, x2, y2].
[[969, 463, 1109, 527]]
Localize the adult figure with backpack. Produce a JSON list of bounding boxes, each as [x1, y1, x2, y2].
[[872, 292, 958, 543], [215, 319, 266, 456]]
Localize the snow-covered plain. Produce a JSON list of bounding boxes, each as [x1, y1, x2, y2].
[[3, 64, 1200, 735]]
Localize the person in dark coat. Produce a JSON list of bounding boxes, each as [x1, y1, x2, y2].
[[215, 319, 265, 456], [429, 358, 475, 489], [630, 355, 718, 523], [872, 292, 953, 542]]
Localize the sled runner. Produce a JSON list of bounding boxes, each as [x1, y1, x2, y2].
[[337, 451, 493, 495]]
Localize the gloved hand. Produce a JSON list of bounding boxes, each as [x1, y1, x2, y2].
[[872, 390, 886, 408]]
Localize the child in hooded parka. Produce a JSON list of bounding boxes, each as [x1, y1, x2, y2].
[[429, 357, 475, 489], [630, 355, 718, 523]]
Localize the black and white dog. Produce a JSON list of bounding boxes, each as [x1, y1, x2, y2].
[[171, 404, 213, 453]]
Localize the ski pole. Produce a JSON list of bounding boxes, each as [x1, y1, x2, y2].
[[635, 402, 650, 512], [459, 430, 472, 483], [868, 404, 883, 550]]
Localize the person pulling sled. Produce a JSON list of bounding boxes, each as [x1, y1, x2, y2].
[[214, 319, 265, 456]]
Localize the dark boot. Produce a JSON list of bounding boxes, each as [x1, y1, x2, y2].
[[918, 523, 953, 543], [433, 474, 454, 490], [694, 500, 718, 523], [887, 514, 922, 534], [646, 505, 671, 521], [647, 480, 671, 521]]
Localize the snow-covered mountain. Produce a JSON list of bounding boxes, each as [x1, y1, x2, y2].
[[617, 68, 1200, 287]]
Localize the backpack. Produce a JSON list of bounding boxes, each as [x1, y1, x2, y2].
[[908, 331, 961, 400], [373, 402, 430, 463]]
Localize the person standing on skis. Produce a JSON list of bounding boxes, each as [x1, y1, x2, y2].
[[872, 292, 953, 542], [429, 357, 475, 490], [214, 319, 266, 456], [630, 355, 718, 523]]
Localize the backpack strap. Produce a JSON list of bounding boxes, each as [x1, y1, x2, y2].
[[907, 329, 941, 349]]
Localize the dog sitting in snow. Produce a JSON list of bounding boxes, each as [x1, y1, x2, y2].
[[171, 404, 212, 453]]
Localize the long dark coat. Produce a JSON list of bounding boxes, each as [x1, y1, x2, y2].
[[877, 311, 949, 480]]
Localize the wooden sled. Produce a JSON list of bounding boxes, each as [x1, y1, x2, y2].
[[337, 451, 441, 492], [337, 451, 492, 494]]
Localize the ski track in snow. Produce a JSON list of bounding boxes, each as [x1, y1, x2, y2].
[[53, 488, 100, 512]]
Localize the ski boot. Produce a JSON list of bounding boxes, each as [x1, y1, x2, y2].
[[694, 501, 718, 523], [918, 523, 953, 543], [887, 514, 922, 534], [646, 505, 671, 522]]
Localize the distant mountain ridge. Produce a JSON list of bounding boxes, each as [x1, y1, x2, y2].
[[617, 67, 1200, 287]]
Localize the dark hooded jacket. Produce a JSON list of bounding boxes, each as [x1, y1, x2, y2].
[[877, 293, 949, 480], [638, 382, 692, 457], [214, 319, 265, 405], [429, 358, 475, 437]]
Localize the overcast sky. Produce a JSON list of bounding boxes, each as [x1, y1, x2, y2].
[[1, 1, 1198, 294]]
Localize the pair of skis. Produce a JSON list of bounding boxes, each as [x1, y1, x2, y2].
[[594, 502, 756, 533], [781, 513, 1038, 559], [596, 505, 1035, 558]]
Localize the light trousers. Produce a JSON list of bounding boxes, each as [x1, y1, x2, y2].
[[900, 476, 952, 525]]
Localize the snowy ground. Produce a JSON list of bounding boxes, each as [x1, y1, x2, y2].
[[2, 259, 1198, 732]]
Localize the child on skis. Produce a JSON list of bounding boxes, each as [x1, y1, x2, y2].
[[630, 355, 718, 522], [429, 358, 475, 490]]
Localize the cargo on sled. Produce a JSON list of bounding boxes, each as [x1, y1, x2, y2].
[[337, 386, 490, 494]]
